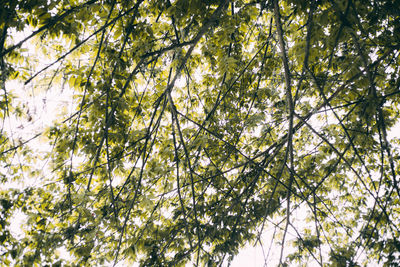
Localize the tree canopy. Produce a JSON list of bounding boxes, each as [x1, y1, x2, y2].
[[1, 0, 400, 266]]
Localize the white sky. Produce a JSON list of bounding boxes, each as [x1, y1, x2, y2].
[[4, 17, 400, 267]]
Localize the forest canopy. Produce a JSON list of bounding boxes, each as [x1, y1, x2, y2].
[[1, 0, 400, 266]]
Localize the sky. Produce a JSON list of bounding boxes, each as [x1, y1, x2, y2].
[[4, 16, 399, 267]]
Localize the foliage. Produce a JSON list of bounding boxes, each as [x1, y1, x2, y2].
[[1, 0, 400, 266]]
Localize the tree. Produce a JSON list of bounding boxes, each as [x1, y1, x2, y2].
[[1, 0, 400, 265]]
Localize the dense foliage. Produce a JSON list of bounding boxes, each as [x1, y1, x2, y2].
[[1, 0, 400, 266]]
